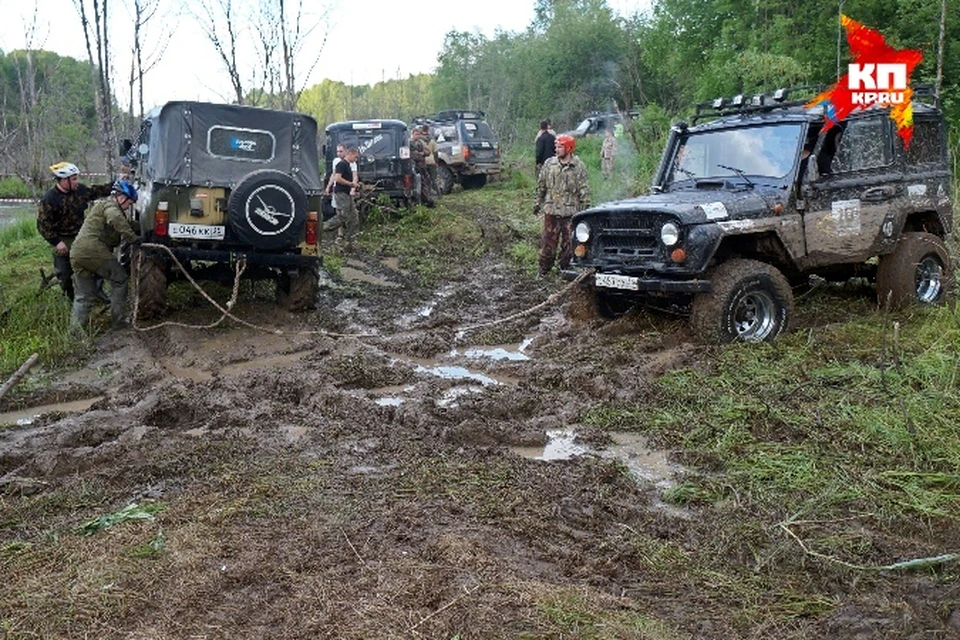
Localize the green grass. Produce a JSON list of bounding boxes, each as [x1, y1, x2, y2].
[[0, 212, 86, 377]]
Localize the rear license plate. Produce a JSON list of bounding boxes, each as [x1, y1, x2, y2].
[[169, 223, 225, 241], [595, 273, 639, 291]]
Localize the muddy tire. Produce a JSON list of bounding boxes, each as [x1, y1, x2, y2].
[[596, 292, 634, 319], [691, 259, 793, 343], [277, 266, 319, 312], [876, 232, 952, 310], [133, 249, 168, 320], [462, 174, 487, 190], [436, 165, 455, 195]]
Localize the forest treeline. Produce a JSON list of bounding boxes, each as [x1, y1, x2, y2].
[[1, 0, 957, 191]]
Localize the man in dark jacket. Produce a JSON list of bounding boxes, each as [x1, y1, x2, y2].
[[37, 162, 113, 301], [535, 119, 556, 175]]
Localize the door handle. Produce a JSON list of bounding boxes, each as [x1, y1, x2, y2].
[[861, 186, 896, 201]]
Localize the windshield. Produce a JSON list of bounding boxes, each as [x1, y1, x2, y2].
[[459, 120, 497, 142], [331, 131, 400, 158], [668, 123, 803, 184]]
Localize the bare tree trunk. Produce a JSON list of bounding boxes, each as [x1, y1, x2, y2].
[[75, 0, 118, 175], [195, 0, 246, 104], [936, 0, 947, 99]]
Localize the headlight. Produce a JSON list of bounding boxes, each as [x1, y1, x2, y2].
[[575, 222, 591, 243], [660, 222, 679, 246]]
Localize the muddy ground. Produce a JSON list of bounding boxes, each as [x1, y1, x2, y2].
[[0, 240, 956, 639]]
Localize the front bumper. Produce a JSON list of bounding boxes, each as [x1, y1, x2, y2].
[[561, 268, 711, 293]]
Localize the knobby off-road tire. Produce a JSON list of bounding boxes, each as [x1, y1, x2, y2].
[[277, 266, 319, 312], [461, 174, 487, 190], [133, 250, 168, 320], [691, 259, 793, 343], [436, 165, 456, 195], [876, 232, 953, 310]]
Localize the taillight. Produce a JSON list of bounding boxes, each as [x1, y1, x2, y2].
[[154, 201, 169, 237], [403, 175, 412, 189], [463, 146, 471, 159], [305, 211, 318, 245]]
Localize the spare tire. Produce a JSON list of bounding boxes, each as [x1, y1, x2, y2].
[[227, 169, 308, 250]]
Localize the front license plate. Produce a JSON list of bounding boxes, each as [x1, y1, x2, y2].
[[169, 223, 226, 240], [595, 273, 639, 291]]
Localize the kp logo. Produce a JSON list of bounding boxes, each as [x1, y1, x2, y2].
[[807, 15, 923, 147]]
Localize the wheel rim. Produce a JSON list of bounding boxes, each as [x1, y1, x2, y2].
[[733, 291, 777, 341], [915, 255, 944, 303]]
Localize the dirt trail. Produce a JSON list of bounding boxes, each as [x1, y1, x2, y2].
[[0, 252, 951, 639]]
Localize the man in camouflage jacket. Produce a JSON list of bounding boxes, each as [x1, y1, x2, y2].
[[534, 134, 590, 278], [409, 128, 435, 207], [70, 181, 139, 331], [37, 162, 113, 300]]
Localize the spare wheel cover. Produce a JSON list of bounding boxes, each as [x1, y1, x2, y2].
[[227, 169, 308, 250]]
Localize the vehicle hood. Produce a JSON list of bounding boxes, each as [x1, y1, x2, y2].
[[576, 188, 784, 225]]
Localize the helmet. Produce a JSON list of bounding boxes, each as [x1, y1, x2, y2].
[[556, 134, 576, 155], [111, 179, 138, 203], [50, 162, 80, 179]]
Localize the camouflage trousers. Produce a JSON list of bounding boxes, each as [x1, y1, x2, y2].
[[324, 192, 359, 247], [70, 257, 129, 330], [538, 215, 572, 275]]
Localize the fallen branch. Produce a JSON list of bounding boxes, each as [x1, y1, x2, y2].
[[0, 352, 39, 404], [778, 521, 960, 571]]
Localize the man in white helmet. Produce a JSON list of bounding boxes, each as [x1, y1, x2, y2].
[[37, 162, 112, 301]]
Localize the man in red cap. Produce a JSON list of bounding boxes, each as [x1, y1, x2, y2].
[[533, 134, 590, 279]]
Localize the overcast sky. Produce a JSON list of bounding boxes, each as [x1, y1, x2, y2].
[[0, 0, 650, 110]]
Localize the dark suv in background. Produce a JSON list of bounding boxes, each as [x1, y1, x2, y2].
[[323, 119, 418, 212], [566, 86, 952, 343], [121, 101, 325, 317], [414, 110, 501, 194]]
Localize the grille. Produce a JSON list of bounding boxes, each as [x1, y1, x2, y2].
[[594, 212, 669, 259]]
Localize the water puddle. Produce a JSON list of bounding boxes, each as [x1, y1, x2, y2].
[[387, 353, 517, 387], [511, 430, 679, 488], [220, 351, 310, 376], [0, 396, 105, 427], [340, 266, 400, 288], [436, 385, 484, 408], [451, 339, 533, 362]]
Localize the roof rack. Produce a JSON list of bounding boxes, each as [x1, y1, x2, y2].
[[434, 109, 485, 121], [692, 85, 827, 123], [693, 83, 940, 124]]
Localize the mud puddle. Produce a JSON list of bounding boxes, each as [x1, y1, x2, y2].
[[512, 430, 680, 489], [387, 352, 518, 386], [340, 264, 401, 288], [450, 338, 533, 362], [160, 350, 311, 380], [0, 396, 105, 427]]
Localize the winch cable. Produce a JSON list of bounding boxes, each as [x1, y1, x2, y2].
[[129, 242, 591, 338]]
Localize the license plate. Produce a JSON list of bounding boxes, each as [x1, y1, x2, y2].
[[595, 273, 639, 291], [169, 223, 225, 240]]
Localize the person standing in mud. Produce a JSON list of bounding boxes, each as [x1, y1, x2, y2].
[[323, 147, 361, 249], [69, 180, 140, 331], [601, 129, 616, 179], [535, 119, 556, 176], [534, 134, 590, 279], [37, 162, 113, 301], [421, 124, 439, 198], [409, 127, 435, 207]]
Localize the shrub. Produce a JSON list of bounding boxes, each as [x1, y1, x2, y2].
[[0, 176, 35, 199]]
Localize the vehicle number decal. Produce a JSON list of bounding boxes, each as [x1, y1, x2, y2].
[[700, 202, 728, 220], [907, 184, 927, 197], [831, 199, 861, 236]]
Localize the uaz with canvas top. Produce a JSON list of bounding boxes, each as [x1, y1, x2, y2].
[[566, 86, 952, 342], [122, 101, 324, 318]]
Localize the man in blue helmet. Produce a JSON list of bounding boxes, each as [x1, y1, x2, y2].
[[69, 180, 140, 330]]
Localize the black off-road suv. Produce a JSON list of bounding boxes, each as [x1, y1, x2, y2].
[[121, 101, 325, 318], [323, 119, 418, 213], [566, 86, 953, 342], [414, 110, 501, 194]]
